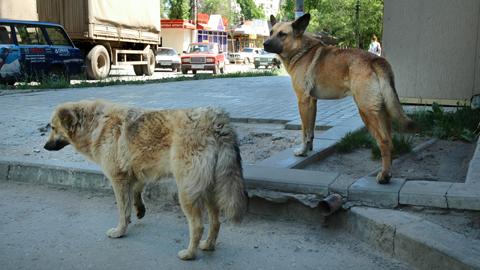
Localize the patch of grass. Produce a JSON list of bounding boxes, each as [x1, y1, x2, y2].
[[337, 129, 414, 160], [0, 70, 280, 91], [408, 102, 480, 142]]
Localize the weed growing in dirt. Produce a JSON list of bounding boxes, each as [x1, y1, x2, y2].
[[337, 129, 413, 160], [408, 103, 480, 142]]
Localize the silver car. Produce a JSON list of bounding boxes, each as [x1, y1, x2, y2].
[[155, 47, 181, 72]]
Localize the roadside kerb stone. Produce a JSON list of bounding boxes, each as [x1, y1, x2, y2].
[[256, 138, 336, 169], [0, 162, 9, 181], [328, 174, 357, 197], [446, 183, 480, 210], [347, 207, 480, 270], [243, 165, 338, 196], [348, 177, 406, 208], [465, 138, 480, 184], [7, 161, 110, 190], [399, 180, 452, 208]]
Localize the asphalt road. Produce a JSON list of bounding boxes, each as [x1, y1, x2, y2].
[[0, 181, 410, 270]]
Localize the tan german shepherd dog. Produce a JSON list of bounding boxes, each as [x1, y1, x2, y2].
[[264, 14, 415, 184], [44, 100, 247, 260]]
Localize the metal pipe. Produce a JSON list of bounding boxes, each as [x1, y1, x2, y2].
[[318, 193, 343, 216]]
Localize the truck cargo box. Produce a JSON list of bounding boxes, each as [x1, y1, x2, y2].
[[0, 0, 38, 21], [37, 0, 161, 44]]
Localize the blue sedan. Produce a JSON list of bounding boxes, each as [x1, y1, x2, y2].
[[0, 19, 84, 85]]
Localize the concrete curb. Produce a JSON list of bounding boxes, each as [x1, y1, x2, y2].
[[346, 207, 480, 270]]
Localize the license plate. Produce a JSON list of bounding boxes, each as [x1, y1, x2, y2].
[[160, 62, 170, 66], [191, 64, 204, 69]]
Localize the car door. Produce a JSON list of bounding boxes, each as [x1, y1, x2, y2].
[[43, 25, 83, 76], [0, 24, 21, 82], [13, 24, 50, 80]]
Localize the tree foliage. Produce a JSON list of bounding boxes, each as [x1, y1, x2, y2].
[[168, 0, 190, 19], [237, 0, 266, 20], [279, 0, 384, 48]]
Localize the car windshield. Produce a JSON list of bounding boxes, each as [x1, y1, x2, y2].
[[188, 44, 215, 53], [260, 50, 271, 55], [242, 48, 254, 53], [157, 48, 176, 56]]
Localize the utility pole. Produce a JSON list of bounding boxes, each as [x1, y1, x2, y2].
[[355, 0, 360, 48], [295, 0, 304, 19], [190, 0, 198, 43]]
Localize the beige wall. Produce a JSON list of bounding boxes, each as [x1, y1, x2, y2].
[[161, 28, 193, 53], [383, 0, 480, 104]]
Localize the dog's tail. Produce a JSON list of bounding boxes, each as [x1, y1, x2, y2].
[[211, 109, 248, 223], [373, 58, 416, 131]]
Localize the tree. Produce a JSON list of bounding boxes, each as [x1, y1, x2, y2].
[[168, 0, 189, 19], [279, 0, 384, 48], [237, 0, 265, 20]]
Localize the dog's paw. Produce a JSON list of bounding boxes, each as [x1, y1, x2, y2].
[[199, 240, 215, 251], [177, 249, 196, 260], [376, 171, 392, 184], [106, 227, 126, 238], [136, 204, 146, 219], [294, 145, 308, 156]]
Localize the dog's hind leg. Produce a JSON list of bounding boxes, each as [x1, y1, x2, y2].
[[294, 94, 317, 156], [359, 109, 393, 184], [177, 190, 204, 260], [199, 200, 220, 251], [133, 181, 146, 219], [107, 179, 133, 238]]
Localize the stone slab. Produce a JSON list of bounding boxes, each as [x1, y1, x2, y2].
[[395, 219, 480, 270], [0, 162, 9, 181], [348, 177, 406, 208], [446, 183, 480, 210], [316, 125, 363, 141], [465, 139, 480, 184], [348, 207, 480, 270], [257, 138, 336, 169], [244, 165, 339, 196], [399, 180, 452, 208], [328, 174, 357, 197]]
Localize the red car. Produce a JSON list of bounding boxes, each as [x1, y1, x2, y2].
[[181, 42, 225, 74]]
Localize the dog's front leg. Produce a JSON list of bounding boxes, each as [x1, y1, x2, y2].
[[107, 179, 132, 238], [294, 95, 317, 156]]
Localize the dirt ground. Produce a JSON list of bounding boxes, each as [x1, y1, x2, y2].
[[1, 121, 301, 167], [304, 136, 476, 183]]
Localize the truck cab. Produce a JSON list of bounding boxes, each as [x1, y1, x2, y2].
[[181, 42, 225, 75]]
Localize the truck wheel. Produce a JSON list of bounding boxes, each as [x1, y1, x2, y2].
[[141, 49, 155, 76], [133, 65, 144, 76], [86, 45, 110, 80]]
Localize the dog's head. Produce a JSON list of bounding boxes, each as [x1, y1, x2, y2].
[[263, 13, 311, 55], [43, 104, 79, 151]]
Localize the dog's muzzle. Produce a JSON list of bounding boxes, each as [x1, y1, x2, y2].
[[263, 39, 282, 54], [44, 139, 70, 151]]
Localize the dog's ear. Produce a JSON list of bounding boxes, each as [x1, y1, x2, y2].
[[58, 107, 78, 132], [270, 15, 277, 27], [292, 13, 310, 37]]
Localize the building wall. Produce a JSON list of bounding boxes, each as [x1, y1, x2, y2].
[[161, 28, 193, 53], [383, 0, 480, 104]]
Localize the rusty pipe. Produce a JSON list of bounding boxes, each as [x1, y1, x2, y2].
[[318, 193, 343, 216]]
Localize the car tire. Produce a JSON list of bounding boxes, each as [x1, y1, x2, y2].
[[254, 64, 259, 69], [192, 70, 197, 75], [86, 45, 110, 80], [213, 64, 219, 75], [220, 64, 225, 74], [181, 68, 188, 74]]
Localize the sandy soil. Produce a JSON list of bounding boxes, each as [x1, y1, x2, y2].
[[1, 121, 301, 167], [304, 137, 476, 183]]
